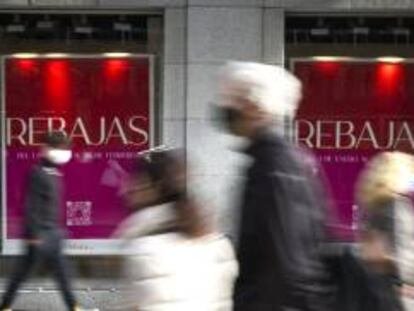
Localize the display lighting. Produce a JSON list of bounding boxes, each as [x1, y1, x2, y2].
[[391, 28, 410, 36], [6, 14, 25, 33], [36, 20, 55, 31], [104, 59, 128, 81], [377, 57, 405, 63], [103, 52, 132, 58], [113, 22, 132, 32], [113, 15, 132, 32], [73, 15, 93, 35], [6, 24, 25, 33], [311, 56, 352, 62], [74, 25, 93, 35], [11, 53, 39, 59], [352, 27, 370, 35], [45, 60, 70, 110], [45, 53, 69, 58], [312, 56, 338, 62], [16, 59, 36, 71], [310, 28, 330, 36]]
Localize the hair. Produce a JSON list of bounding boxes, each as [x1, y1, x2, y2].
[[43, 131, 71, 148], [218, 61, 302, 119], [135, 149, 211, 238], [356, 151, 414, 209]]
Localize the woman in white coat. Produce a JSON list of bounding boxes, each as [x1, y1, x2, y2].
[[116, 149, 238, 311]]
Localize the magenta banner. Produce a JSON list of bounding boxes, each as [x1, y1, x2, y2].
[[3, 55, 153, 254], [293, 59, 414, 240]]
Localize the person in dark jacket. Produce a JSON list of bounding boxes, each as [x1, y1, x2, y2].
[[215, 62, 333, 311], [0, 131, 85, 311]]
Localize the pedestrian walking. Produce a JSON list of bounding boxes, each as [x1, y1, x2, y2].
[[115, 149, 238, 311], [0, 131, 90, 311], [214, 62, 334, 311], [355, 151, 414, 311]]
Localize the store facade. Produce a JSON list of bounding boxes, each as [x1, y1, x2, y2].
[[0, 0, 413, 265]]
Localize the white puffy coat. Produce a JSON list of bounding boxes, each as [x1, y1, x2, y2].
[[117, 205, 238, 311]]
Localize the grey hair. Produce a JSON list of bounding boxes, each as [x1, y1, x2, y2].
[[218, 61, 302, 119]]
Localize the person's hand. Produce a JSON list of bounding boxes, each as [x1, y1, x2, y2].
[[401, 285, 414, 299], [361, 233, 394, 272], [26, 239, 43, 245]]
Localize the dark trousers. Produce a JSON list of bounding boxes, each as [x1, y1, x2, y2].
[[0, 235, 76, 310], [234, 294, 332, 311], [332, 249, 403, 311]]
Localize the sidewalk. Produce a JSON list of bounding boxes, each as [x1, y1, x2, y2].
[[0, 279, 123, 310], [2, 278, 414, 310]]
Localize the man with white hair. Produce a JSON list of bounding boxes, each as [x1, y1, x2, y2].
[[216, 62, 333, 311]]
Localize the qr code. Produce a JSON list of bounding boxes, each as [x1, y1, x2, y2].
[[66, 201, 92, 226]]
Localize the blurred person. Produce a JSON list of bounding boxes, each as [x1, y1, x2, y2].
[[115, 149, 238, 311], [214, 62, 333, 311], [354, 151, 414, 311], [0, 131, 89, 311]]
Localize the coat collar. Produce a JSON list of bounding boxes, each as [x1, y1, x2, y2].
[[244, 126, 286, 157]]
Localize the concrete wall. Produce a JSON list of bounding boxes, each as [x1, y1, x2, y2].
[[184, 2, 284, 234], [3, 0, 414, 9]]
